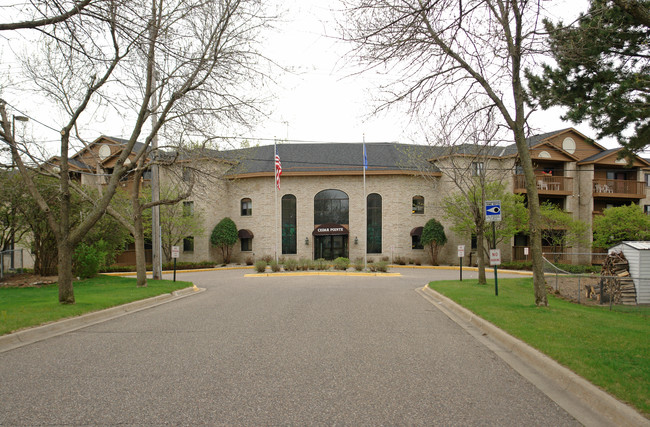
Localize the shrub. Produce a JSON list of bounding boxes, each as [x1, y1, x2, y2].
[[278, 256, 286, 265], [210, 217, 238, 263], [394, 256, 406, 265], [245, 256, 254, 266], [254, 260, 267, 273], [421, 218, 447, 265], [314, 258, 328, 270], [499, 261, 532, 271], [333, 257, 350, 270], [262, 254, 273, 263], [381, 256, 389, 262], [73, 242, 107, 279], [375, 261, 389, 272], [408, 258, 415, 265], [284, 258, 298, 271], [353, 257, 364, 271], [414, 258, 422, 266], [269, 260, 281, 272], [298, 258, 311, 271]]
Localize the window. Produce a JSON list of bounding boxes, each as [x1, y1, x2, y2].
[[412, 196, 424, 214], [241, 238, 252, 252], [472, 162, 485, 176], [645, 205, 650, 215], [645, 174, 650, 187], [282, 194, 297, 254], [314, 189, 349, 225], [367, 193, 382, 253], [471, 234, 478, 251], [241, 198, 252, 216], [183, 236, 194, 252], [412, 235, 423, 250], [143, 168, 152, 180], [183, 201, 194, 217]]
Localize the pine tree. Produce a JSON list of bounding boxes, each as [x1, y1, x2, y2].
[[527, 0, 649, 155]]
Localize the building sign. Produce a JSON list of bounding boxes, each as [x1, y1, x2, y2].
[[312, 223, 349, 236], [489, 249, 501, 266]]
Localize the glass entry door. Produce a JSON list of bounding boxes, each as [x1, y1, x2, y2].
[[314, 235, 348, 260]]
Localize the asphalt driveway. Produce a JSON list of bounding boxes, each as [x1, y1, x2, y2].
[[0, 268, 578, 425]]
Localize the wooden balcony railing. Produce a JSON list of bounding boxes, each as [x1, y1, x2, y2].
[[592, 179, 646, 199], [513, 174, 573, 194]]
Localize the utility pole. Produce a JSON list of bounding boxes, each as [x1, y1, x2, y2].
[[151, 78, 162, 280]]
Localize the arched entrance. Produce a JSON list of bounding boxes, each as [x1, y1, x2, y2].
[[314, 189, 349, 260]]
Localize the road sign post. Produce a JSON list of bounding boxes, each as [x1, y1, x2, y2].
[[485, 201, 501, 296], [171, 246, 180, 282], [458, 245, 465, 281]]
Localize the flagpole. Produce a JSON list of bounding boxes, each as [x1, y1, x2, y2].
[[274, 139, 279, 263], [363, 134, 367, 271]]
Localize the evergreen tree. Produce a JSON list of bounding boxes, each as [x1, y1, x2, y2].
[[210, 217, 238, 264], [527, 0, 650, 155], [421, 218, 447, 266]]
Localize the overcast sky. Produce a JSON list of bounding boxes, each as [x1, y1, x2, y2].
[[249, 0, 603, 146], [3, 0, 621, 155]]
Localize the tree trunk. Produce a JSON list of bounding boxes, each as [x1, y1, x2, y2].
[[477, 228, 487, 285], [57, 240, 75, 304], [513, 130, 548, 306], [133, 209, 148, 287]]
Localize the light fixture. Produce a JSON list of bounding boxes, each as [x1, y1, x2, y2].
[[305, 237, 309, 245], [354, 236, 358, 245]]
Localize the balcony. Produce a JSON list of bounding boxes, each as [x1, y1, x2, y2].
[[513, 174, 573, 195], [592, 179, 646, 199]]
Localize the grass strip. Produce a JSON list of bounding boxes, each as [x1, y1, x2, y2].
[[429, 278, 649, 417], [0, 275, 191, 336]]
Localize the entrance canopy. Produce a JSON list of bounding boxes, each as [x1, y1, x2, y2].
[[313, 223, 348, 236]]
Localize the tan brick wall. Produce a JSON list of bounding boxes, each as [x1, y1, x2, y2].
[[182, 171, 470, 264]]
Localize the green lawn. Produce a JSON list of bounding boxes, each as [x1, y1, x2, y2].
[[429, 278, 650, 417], [0, 275, 191, 336]]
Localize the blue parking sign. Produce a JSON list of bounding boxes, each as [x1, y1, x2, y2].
[[485, 200, 501, 222]]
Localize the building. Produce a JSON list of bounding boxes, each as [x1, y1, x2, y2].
[[57, 128, 650, 266]]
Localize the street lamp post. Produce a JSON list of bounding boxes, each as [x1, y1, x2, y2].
[[10, 115, 28, 269]]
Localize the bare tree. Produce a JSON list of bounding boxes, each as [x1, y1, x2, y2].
[[0, 0, 272, 303], [0, 0, 95, 31], [342, 0, 549, 305], [430, 105, 524, 284]]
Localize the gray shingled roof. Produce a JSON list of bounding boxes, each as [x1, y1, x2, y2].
[[502, 128, 572, 155], [220, 143, 440, 175], [579, 148, 619, 163], [431, 143, 511, 158], [104, 136, 148, 155]]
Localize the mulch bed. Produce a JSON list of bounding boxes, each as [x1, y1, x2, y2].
[[0, 273, 58, 288]]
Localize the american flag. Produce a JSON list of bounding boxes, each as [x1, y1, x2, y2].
[[275, 149, 282, 190]]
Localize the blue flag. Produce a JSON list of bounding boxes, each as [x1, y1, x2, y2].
[[363, 143, 368, 170]]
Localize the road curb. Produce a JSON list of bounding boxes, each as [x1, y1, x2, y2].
[[420, 285, 649, 426], [245, 272, 401, 277], [0, 286, 205, 354]]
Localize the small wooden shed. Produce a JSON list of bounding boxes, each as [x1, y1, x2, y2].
[[608, 241, 650, 304]]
